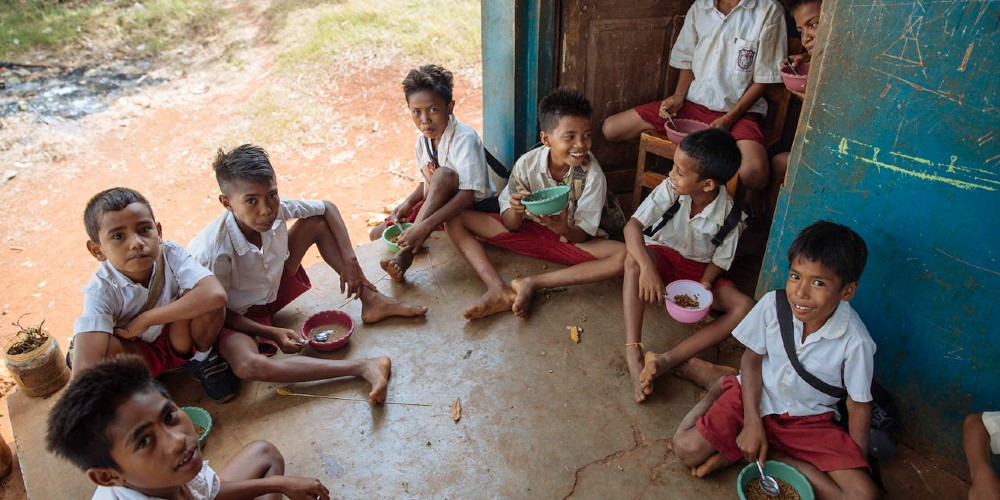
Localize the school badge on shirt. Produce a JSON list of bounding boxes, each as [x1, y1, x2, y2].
[[737, 48, 756, 72]]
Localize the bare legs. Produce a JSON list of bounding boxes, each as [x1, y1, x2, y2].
[[381, 168, 460, 281]]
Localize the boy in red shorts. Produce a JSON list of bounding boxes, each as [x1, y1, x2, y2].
[[188, 145, 426, 404], [624, 129, 753, 404], [673, 221, 878, 499], [446, 88, 625, 320]]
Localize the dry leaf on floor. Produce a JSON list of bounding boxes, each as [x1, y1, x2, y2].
[[568, 325, 582, 343], [451, 398, 462, 422]]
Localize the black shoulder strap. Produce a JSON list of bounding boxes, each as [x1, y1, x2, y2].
[[711, 196, 743, 247], [423, 136, 439, 169], [775, 289, 848, 399], [484, 148, 510, 179], [643, 199, 682, 237]]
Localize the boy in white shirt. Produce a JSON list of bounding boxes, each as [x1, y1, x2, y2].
[[370, 64, 497, 282], [48, 356, 329, 500], [188, 145, 426, 405], [446, 88, 626, 320], [625, 129, 754, 404], [964, 412, 1000, 499], [603, 0, 787, 193], [673, 221, 878, 499], [71, 188, 238, 403]]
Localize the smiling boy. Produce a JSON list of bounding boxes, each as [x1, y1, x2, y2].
[[445, 87, 625, 320], [47, 355, 329, 499]]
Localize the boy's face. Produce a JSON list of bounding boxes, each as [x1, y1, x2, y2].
[[786, 255, 857, 333], [541, 115, 592, 170], [87, 390, 202, 495], [407, 89, 454, 142], [669, 149, 716, 196], [794, 2, 821, 54], [220, 178, 280, 237], [86, 202, 163, 284]]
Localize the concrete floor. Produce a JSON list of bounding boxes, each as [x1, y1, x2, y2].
[[7, 234, 972, 498]]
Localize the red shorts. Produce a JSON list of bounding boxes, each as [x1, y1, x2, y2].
[[634, 100, 765, 145], [219, 266, 312, 354], [696, 376, 870, 472], [483, 214, 596, 266], [648, 245, 735, 290], [136, 325, 191, 377]]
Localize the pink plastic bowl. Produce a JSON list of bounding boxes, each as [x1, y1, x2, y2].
[[664, 279, 714, 323], [301, 310, 354, 352], [664, 118, 709, 145], [781, 62, 810, 93]]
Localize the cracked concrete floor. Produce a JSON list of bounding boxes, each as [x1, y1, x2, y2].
[[7, 234, 970, 498]]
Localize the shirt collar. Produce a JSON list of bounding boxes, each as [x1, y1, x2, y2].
[[698, 0, 757, 11], [801, 300, 851, 343], [223, 212, 257, 256], [96, 258, 150, 289], [678, 189, 732, 226]]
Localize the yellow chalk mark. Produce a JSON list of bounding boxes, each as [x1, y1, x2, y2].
[[890, 152, 994, 176], [838, 138, 849, 154], [958, 42, 973, 72], [832, 137, 997, 191], [854, 155, 994, 191]]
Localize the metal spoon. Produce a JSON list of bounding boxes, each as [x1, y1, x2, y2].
[[663, 110, 679, 131], [756, 460, 781, 497], [785, 56, 800, 75], [312, 330, 331, 342]]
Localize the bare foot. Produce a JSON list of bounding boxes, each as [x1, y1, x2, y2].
[[626, 345, 647, 403], [639, 351, 675, 398], [509, 277, 536, 320], [463, 286, 516, 320], [691, 453, 731, 478], [674, 358, 737, 390], [360, 289, 427, 324], [380, 250, 414, 282], [360, 356, 391, 405]]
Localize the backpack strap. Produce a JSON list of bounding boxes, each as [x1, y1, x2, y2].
[[484, 148, 510, 179], [775, 289, 847, 399], [423, 137, 440, 170], [643, 199, 682, 237], [567, 165, 587, 202], [139, 251, 167, 315], [711, 196, 743, 247]]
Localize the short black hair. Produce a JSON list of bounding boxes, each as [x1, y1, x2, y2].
[[83, 188, 155, 242], [537, 87, 592, 133], [788, 220, 868, 285], [213, 144, 276, 193], [791, 0, 821, 14], [46, 355, 169, 472], [678, 128, 742, 185], [402, 64, 454, 104]]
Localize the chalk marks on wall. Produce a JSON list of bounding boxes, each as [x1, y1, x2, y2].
[[881, 14, 925, 67]]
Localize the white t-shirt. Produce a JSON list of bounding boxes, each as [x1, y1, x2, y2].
[[983, 411, 1000, 454], [734, 291, 877, 419], [670, 0, 787, 116], [498, 146, 606, 237], [187, 198, 325, 315], [630, 179, 744, 270], [92, 461, 220, 499], [73, 241, 213, 342], [413, 116, 495, 201]]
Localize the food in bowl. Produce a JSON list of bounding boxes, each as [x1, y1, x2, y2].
[[743, 477, 801, 500], [673, 293, 700, 309], [309, 323, 351, 343], [780, 62, 810, 93]]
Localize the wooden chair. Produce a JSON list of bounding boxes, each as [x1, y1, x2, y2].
[[631, 85, 791, 210]]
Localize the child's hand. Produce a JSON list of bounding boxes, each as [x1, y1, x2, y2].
[[537, 207, 570, 234], [736, 419, 769, 464], [280, 476, 330, 500], [273, 327, 305, 354], [659, 95, 684, 118], [790, 87, 806, 99], [637, 265, 665, 304], [701, 279, 714, 290], [509, 189, 531, 218], [113, 326, 142, 339], [391, 203, 412, 226], [782, 53, 809, 69], [396, 223, 429, 254], [339, 263, 373, 300], [709, 114, 734, 131]]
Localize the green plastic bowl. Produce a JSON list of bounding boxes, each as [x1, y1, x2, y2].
[[381, 222, 414, 253], [737, 460, 815, 500], [521, 185, 571, 216], [181, 406, 212, 448]]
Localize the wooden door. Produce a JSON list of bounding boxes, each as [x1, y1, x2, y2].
[[558, 0, 693, 196]]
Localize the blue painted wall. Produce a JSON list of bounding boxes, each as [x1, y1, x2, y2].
[[761, 0, 999, 460]]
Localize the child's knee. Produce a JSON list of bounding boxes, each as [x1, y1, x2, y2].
[[842, 477, 879, 500], [192, 307, 225, 335], [429, 167, 459, 190], [230, 354, 269, 381], [369, 222, 387, 241], [249, 440, 285, 471], [672, 429, 705, 465]]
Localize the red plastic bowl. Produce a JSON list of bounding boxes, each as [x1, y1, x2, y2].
[[664, 118, 709, 145], [301, 310, 354, 352], [781, 62, 810, 93]]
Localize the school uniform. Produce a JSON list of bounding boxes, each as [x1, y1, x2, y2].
[[630, 179, 743, 288], [92, 461, 220, 499], [73, 241, 211, 375], [696, 291, 877, 471], [487, 146, 606, 266], [984, 411, 1000, 454]]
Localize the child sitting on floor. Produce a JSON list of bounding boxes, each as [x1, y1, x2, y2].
[[673, 221, 878, 499], [71, 187, 239, 403], [370, 64, 497, 282], [624, 128, 754, 404], [187, 145, 426, 404], [47, 355, 329, 499], [964, 412, 1000, 499], [446, 87, 626, 320]]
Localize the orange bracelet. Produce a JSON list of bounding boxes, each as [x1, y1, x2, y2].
[[625, 342, 645, 349]]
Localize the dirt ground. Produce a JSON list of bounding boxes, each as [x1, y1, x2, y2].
[[0, 4, 481, 494]]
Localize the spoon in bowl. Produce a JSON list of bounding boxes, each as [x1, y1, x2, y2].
[[663, 111, 679, 131], [756, 460, 781, 497]]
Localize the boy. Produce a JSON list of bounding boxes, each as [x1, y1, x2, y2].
[[188, 145, 426, 404], [47, 355, 329, 499], [625, 129, 754, 404], [370, 64, 497, 282], [964, 412, 1000, 499], [602, 0, 787, 193], [673, 221, 879, 499], [446, 88, 625, 320], [72, 188, 239, 403]]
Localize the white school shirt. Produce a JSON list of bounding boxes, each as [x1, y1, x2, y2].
[[630, 179, 744, 270], [983, 411, 1000, 454], [498, 146, 606, 237], [73, 241, 212, 342], [92, 461, 221, 500], [413, 115, 496, 201], [187, 198, 325, 315], [734, 291, 877, 419], [670, 0, 787, 116]]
